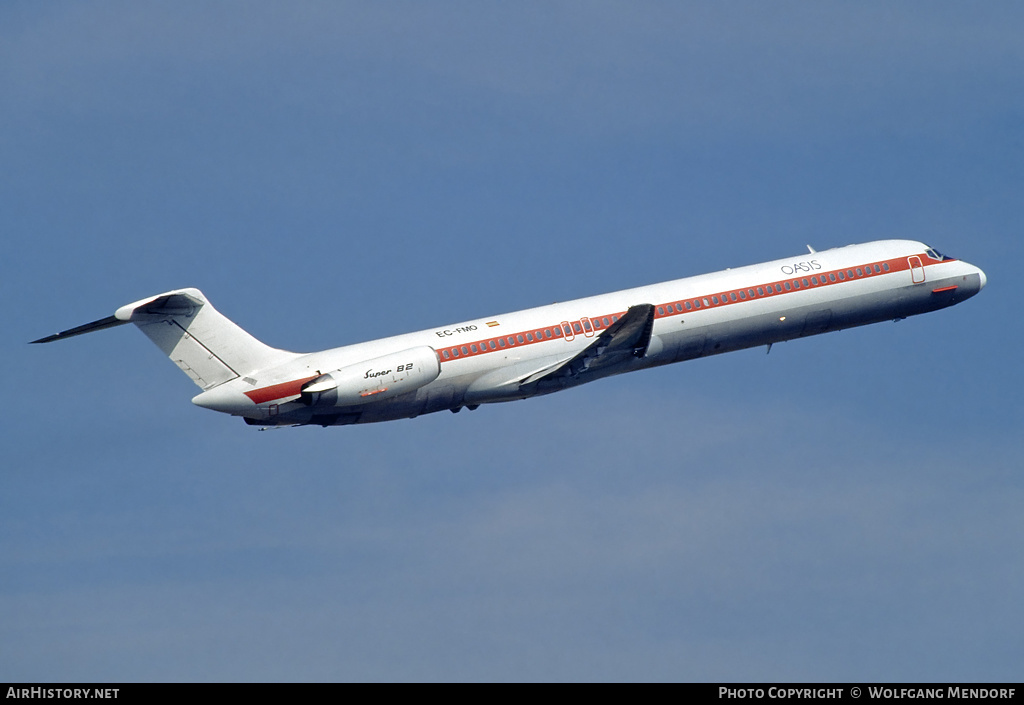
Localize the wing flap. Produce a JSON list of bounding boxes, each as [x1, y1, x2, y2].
[[511, 355, 579, 387]]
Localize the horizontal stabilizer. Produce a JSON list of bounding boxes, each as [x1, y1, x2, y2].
[[31, 315, 130, 344], [31, 287, 298, 391], [116, 291, 204, 321]]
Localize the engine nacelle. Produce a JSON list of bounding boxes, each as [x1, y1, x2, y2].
[[300, 346, 440, 407]]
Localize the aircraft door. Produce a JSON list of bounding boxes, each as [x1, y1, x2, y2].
[[908, 256, 925, 284]]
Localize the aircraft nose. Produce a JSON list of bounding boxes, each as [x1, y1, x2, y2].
[[959, 262, 987, 300]]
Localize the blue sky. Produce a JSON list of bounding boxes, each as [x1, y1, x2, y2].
[[2, 2, 1022, 681]]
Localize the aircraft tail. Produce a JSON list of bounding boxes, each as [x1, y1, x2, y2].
[[32, 288, 298, 390]]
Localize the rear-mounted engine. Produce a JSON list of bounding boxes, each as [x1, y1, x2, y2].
[[300, 346, 440, 407]]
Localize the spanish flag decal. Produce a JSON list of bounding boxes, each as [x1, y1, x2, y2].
[[486, 321, 500, 328]]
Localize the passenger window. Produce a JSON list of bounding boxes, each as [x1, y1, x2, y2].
[[572, 323, 582, 334], [471, 344, 478, 353], [730, 292, 737, 301], [657, 306, 664, 315], [802, 278, 809, 287], [442, 350, 450, 359], [685, 301, 692, 310], [582, 319, 593, 332], [498, 339, 506, 348], [461, 346, 468, 355], [604, 317, 611, 325], [517, 334, 525, 343], [712, 296, 719, 305], [739, 290, 746, 300], [757, 287, 764, 296]]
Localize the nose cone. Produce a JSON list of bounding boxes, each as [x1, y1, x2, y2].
[[956, 261, 987, 302]]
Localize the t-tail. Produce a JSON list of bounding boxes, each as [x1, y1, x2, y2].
[[31, 288, 298, 390]]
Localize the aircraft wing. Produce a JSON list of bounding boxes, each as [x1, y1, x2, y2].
[[528, 304, 655, 388]]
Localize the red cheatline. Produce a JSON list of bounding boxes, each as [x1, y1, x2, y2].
[[244, 375, 319, 404], [437, 254, 957, 365]]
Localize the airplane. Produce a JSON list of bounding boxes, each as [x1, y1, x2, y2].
[[32, 240, 985, 428]]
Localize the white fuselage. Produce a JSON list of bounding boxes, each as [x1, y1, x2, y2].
[[191, 239, 985, 427]]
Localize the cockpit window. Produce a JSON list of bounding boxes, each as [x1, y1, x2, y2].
[[924, 247, 948, 261]]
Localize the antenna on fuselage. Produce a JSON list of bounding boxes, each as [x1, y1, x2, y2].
[[807, 245, 816, 254]]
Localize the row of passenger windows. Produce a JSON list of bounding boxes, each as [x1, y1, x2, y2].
[[439, 314, 625, 360], [655, 263, 890, 316], [441, 261, 893, 360]]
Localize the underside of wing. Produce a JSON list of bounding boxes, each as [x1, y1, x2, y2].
[[530, 303, 655, 390]]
